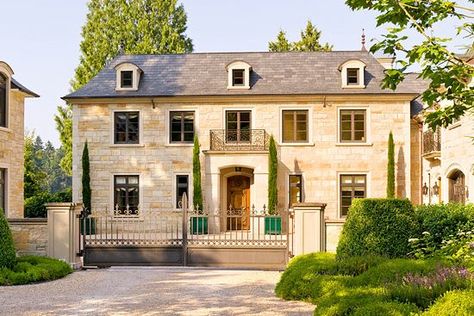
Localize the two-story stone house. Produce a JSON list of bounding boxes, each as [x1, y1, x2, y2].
[[64, 51, 424, 249], [0, 61, 38, 218]]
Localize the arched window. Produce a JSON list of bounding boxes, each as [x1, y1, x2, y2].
[[448, 169, 466, 204], [0, 72, 7, 127]]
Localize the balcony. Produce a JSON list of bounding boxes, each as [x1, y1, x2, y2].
[[423, 129, 441, 160], [210, 129, 270, 151]]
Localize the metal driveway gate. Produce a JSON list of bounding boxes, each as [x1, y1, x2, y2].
[[81, 197, 291, 270]]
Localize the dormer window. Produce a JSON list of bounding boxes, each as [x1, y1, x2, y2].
[[232, 69, 245, 86], [226, 61, 252, 90], [120, 71, 133, 88], [339, 60, 366, 89], [347, 68, 359, 85], [114, 62, 142, 91]]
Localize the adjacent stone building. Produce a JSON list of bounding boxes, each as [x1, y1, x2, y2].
[[421, 55, 474, 205], [0, 61, 38, 219], [64, 50, 425, 250]]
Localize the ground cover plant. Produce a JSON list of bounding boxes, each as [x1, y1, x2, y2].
[[0, 211, 72, 286]]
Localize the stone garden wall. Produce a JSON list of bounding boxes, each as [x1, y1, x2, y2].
[[8, 218, 48, 256]]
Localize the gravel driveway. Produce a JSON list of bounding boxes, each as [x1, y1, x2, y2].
[[0, 267, 314, 316]]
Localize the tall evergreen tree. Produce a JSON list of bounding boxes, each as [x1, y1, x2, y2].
[[56, 0, 194, 175], [268, 20, 332, 52], [192, 135, 203, 211], [268, 136, 278, 214], [82, 141, 91, 212], [268, 30, 292, 52], [387, 131, 395, 198]]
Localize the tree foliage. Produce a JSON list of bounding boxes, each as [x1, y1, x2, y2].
[[55, 0, 194, 175], [345, 0, 474, 128], [82, 141, 91, 212], [268, 136, 278, 214], [387, 131, 395, 198], [269, 21, 333, 52], [192, 135, 203, 211], [24, 132, 71, 199]]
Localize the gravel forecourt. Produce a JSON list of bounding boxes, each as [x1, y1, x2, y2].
[[0, 267, 314, 316]]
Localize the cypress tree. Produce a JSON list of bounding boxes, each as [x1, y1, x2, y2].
[[82, 141, 91, 212], [0, 211, 16, 269], [193, 135, 203, 211], [387, 131, 395, 198], [268, 20, 332, 52], [268, 136, 278, 214]]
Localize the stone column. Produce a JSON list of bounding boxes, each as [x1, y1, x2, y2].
[[46, 203, 83, 269], [293, 202, 327, 256]]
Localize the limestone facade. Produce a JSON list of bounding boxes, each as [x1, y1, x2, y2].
[[0, 61, 37, 219], [72, 95, 419, 222], [8, 218, 48, 256]]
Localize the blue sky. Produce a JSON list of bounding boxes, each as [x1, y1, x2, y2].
[[1, 0, 470, 146]]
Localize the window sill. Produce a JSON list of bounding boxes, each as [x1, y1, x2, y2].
[[109, 144, 145, 148], [165, 143, 194, 147], [342, 85, 366, 89], [335, 142, 373, 147], [227, 85, 250, 90], [0, 127, 12, 133], [279, 142, 315, 147]]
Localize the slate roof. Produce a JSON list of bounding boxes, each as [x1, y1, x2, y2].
[[64, 51, 425, 100], [11, 78, 39, 97]]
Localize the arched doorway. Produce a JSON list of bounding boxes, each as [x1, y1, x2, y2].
[[448, 169, 466, 204]]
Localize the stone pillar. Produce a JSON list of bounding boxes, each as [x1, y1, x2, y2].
[[46, 203, 83, 268], [293, 202, 327, 256]]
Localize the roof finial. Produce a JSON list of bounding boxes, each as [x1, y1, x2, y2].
[[118, 41, 125, 55], [361, 28, 367, 51]]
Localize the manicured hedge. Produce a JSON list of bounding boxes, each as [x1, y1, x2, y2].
[[337, 199, 417, 259], [414, 203, 474, 245], [422, 290, 474, 316], [0, 256, 72, 286], [0, 210, 16, 269]]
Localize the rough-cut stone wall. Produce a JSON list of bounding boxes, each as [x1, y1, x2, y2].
[[8, 219, 48, 256], [73, 97, 415, 221], [422, 113, 474, 204], [0, 90, 25, 218]]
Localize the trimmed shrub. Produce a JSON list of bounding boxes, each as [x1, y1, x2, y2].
[[423, 290, 474, 316], [352, 301, 419, 316], [0, 210, 16, 269], [0, 256, 72, 285], [414, 203, 474, 246], [82, 141, 91, 212], [337, 198, 417, 259], [268, 135, 278, 214]]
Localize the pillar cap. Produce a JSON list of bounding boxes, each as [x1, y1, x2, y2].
[[293, 202, 327, 208]]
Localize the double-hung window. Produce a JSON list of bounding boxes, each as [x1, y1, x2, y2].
[[114, 112, 139, 144], [120, 71, 133, 88], [114, 175, 139, 215], [340, 174, 366, 217], [340, 109, 366, 142], [282, 110, 308, 143], [170, 111, 195, 143]]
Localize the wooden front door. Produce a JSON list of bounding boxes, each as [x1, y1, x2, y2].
[[449, 170, 466, 204], [227, 175, 251, 230]]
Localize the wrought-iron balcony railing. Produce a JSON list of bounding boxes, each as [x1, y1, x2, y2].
[[423, 129, 441, 158], [210, 129, 270, 151]]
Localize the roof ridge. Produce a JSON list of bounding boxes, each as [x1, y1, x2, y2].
[[116, 50, 372, 57]]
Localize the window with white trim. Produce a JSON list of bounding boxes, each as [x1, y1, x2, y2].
[[340, 109, 366, 142], [114, 175, 139, 215]]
